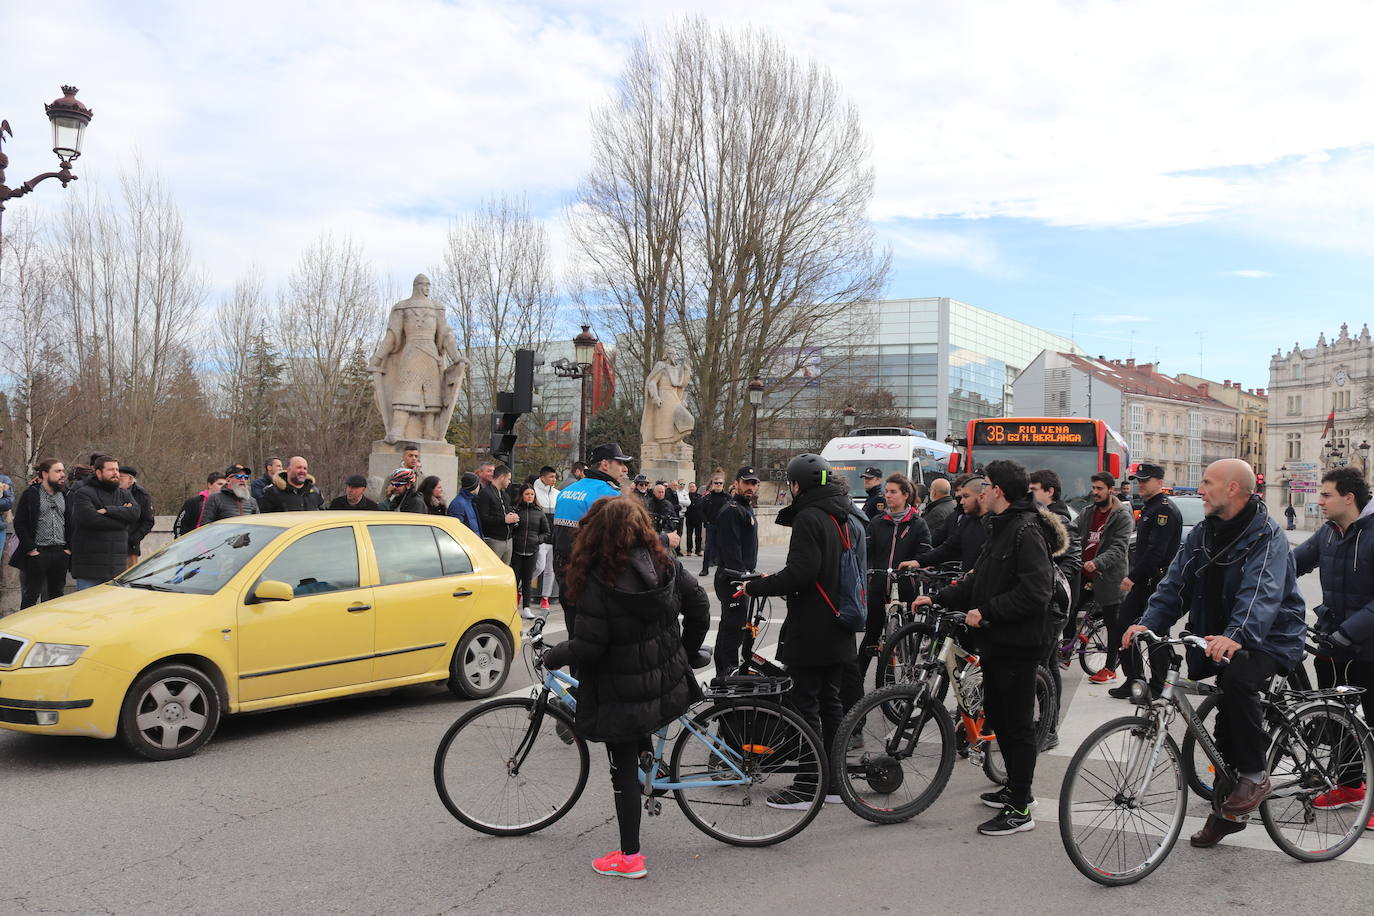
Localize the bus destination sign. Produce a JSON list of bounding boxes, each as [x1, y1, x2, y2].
[[974, 421, 1097, 447]]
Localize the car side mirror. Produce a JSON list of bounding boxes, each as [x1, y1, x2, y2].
[[253, 580, 294, 603]]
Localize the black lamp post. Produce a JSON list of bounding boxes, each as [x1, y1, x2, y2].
[[552, 324, 599, 462], [747, 376, 765, 469], [1360, 440, 1371, 473], [1, 87, 94, 267]]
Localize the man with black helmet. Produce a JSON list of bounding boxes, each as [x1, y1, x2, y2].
[[860, 466, 885, 520], [712, 466, 761, 676], [1110, 462, 1182, 700], [742, 453, 856, 809], [553, 442, 634, 635]]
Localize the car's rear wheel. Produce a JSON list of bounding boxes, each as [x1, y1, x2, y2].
[[448, 623, 513, 699], [118, 663, 221, 760]]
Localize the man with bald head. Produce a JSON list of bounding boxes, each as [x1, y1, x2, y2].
[[922, 476, 957, 546], [1126, 458, 1305, 849], [259, 455, 325, 512]]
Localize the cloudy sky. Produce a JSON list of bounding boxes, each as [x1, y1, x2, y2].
[[6, 0, 1374, 389]]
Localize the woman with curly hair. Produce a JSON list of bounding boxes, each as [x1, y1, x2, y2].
[[542, 495, 710, 879]]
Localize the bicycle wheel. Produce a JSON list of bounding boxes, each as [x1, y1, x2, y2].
[[1033, 665, 1055, 750], [671, 698, 826, 846], [1078, 615, 1110, 676], [1059, 715, 1186, 887], [1261, 702, 1374, 862], [831, 683, 955, 824], [434, 697, 589, 836], [875, 621, 939, 690], [1179, 694, 1220, 801], [981, 734, 1007, 785]]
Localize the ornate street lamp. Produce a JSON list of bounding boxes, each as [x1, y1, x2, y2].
[[1, 86, 94, 266], [1360, 440, 1371, 473], [552, 324, 600, 462], [747, 376, 765, 469]]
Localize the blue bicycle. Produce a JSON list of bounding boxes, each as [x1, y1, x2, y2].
[[433, 618, 828, 846]]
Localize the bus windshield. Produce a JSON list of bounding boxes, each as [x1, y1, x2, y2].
[[969, 445, 1100, 512]]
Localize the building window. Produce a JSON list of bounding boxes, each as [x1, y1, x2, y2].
[[1286, 395, 1303, 416], [1129, 431, 1145, 456], [1286, 432, 1301, 461], [1128, 404, 1144, 431], [1188, 411, 1201, 438]]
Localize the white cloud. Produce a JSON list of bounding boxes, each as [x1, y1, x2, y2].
[[1221, 269, 1273, 278], [8, 0, 1374, 295]]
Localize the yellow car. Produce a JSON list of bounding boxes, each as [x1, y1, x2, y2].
[[0, 511, 519, 760]]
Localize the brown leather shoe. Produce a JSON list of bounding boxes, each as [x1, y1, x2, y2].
[[1190, 813, 1247, 847], [1221, 774, 1271, 817]]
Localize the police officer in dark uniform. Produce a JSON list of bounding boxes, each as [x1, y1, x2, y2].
[[712, 466, 761, 675], [860, 466, 885, 520], [1109, 462, 1183, 699]]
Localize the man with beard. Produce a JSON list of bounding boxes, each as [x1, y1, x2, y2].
[[252, 457, 282, 503], [69, 455, 141, 590], [260, 456, 325, 512], [1078, 472, 1134, 686], [201, 464, 261, 523]]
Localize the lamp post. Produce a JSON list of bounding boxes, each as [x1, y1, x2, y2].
[[552, 324, 599, 462], [843, 404, 856, 433], [1, 87, 94, 269], [747, 376, 765, 469], [1360, 441, 1371, 474]]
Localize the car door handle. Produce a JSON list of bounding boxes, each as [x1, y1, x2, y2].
[[346, 603, 372, 613], [452, 589, 473, 598]]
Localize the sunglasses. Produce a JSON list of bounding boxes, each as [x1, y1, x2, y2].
[[231, 473, 250, 479]]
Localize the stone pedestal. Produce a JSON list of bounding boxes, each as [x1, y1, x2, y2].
[[368, 439, 459, 506], [638, 442, 696, 488]]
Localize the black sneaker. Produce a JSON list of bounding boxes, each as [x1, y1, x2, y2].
[[1107, 683, 1134, 700], [547, 698, 575, 745], [978, 805, 1036, 836], [1041, 732, 1060, 752], [980, 785, 1038, 810], [765, 786, 817, 810]]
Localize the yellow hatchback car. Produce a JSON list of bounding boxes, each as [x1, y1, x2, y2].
[[0, 511, 519, 760]]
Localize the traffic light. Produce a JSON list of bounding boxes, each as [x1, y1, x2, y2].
[[512, 349, 544, 414], [490, 392, 519, 461], [1256, 473, 1265, 490]]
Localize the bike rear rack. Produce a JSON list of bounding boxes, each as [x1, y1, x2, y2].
[[704, 675, 792, 697]]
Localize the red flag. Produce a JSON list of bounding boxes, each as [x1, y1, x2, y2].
[[1321, 408, 1335, 439], [562, 420, 574, 432], [544, 418, 557, 431]]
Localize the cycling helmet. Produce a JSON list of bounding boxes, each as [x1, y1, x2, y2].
[[785, 453, 832, 492], [389, 468, 417, 488]]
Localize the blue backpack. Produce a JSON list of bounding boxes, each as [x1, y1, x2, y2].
[[816, 511, 868, 633]]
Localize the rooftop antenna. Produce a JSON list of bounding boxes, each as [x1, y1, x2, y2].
[[1198, 332, 1204, 376], [1129, 329, 1135, 359]]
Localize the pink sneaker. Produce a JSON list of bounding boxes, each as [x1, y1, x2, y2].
[[592, 849, 646, 878], [1312, 784, 1366, 810]]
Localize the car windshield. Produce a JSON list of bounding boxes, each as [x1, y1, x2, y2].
[[115, 523, 283, 595], [1173, 497, 1207, 527]]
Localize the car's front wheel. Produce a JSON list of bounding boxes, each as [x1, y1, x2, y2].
[[118, 663, 222, 760], [448, 623, 513, 699]]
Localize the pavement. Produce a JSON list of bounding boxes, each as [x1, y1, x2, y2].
[[4, 542, 1372, 914]]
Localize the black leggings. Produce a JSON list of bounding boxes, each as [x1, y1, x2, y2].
[[607, 740, 643, 855], [512, 552, 539, 606]]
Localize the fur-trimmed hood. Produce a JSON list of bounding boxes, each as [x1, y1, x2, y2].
[[1035, 502, 1070, 559], [273, 470, 317, 491]]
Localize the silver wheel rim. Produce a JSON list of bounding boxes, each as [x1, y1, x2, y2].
[[462, 632, 508, 692], [134, 677, 211, 750]]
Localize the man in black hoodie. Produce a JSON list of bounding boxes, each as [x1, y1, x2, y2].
[[917, 459, 1058, 836], [743, 453, 857, 809]]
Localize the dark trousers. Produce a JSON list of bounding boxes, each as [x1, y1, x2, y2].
[[713, 572, 750, 676], [788, 662, 845, 782], [982, 654, 1040, 810], [686, 519, 704, 554], [700, 523, 717, 572], [1315, 655, 1374, 785], [1120, 580, 1168, 691], [1100, 602, 1125, 671], [512, 552, 538, 607], [840, 589, 890, 712], [20, 546, 68, 609], [606, 740, 643, 855], [1215, 649, 1280, 776]]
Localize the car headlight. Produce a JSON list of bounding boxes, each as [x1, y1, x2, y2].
[[23, 643, 88, 668]]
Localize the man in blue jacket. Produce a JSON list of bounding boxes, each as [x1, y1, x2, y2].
[[1127, 458, 1305, 849], [1292, 466, 1374, 819], [446, 471, 484, 537]]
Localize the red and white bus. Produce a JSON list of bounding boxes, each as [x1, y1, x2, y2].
[[950, 417, 1130, 513]]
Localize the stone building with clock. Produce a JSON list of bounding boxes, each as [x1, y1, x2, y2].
[[1265, 322, 1374, 528]]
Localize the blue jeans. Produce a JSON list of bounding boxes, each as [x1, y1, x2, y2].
[[74, 577, 104, 591]]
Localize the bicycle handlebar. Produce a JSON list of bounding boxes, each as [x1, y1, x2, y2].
[[1131, 629, 1228, 663]]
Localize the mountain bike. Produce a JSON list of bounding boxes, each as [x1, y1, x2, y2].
[[872, 565, 962, 695], [830, 608, 1044, 823], [433, 618, 828, 847], [1059, 630, 1374, 886], [1053, 597, 1110, 676]]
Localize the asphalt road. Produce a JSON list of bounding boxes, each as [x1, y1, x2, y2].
[[5, 537, 1374, 914]]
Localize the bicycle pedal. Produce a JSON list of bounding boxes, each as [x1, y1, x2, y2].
[[644, 799, 662, 816], [1219, 811, 1252, 824]]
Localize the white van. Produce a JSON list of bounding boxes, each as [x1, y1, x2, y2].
[[820, 427, 958, 507]]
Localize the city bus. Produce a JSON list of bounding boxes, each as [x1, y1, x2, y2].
[[821, 427, 959, 508], [951, 417, 1130, 514]]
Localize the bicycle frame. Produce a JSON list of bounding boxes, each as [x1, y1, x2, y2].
[[926, 619, 995, 749]]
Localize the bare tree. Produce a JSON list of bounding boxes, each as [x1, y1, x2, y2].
[[434, 193, 558, 460], [573, 19, 889, 472]]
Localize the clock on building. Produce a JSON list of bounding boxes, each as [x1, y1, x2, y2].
[[1335, 368, 1349, 387]]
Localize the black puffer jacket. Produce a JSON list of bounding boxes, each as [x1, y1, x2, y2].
[[259, 471, 325, 512], [127, 482, 156, 556], [512, 502, 550, 556], [917, 510, 987, 571], [545, 549, 710, 743], [746, 483, 859, 667], [1293, 504, 1374, 661], [937, 498, 1067, 660], [69, 477, 141, 581]]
